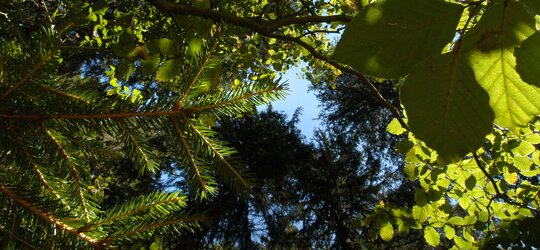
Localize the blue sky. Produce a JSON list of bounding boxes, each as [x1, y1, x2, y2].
[[266, 67, 322, 140]]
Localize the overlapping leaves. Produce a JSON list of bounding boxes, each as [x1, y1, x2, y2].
[[335, 0, 540, 161], [336, 0, 540, 248]]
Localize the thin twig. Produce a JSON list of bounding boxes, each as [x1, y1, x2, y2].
[[146, 0, 408, 129], [473, 152, 538, 215]]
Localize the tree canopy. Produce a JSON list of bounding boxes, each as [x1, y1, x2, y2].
[[1, 0, 540, 249]]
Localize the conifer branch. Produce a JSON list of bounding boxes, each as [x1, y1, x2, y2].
[[37, 84, 92, 104], [10, 134, 72, 210], [0, 49, 57, 103], [0, 185, 99, 245], [44, 127, 91, 222], [185, 84, 285, 113], [175, 41, 219, 110], [79, 194, 184, 232], [96, 214, 206, 245], [172, 119, 208, 192], [184, 115, 250, 191], [0, 110, 180, 120], [11, 134, 54, 193], [10, 234, 38, 250], [118, 120, 156, 173]]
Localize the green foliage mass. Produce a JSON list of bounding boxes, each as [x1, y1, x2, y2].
[[334, 0, 540, 248]]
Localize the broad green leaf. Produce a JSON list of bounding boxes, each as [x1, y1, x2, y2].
[[149, 242, 160, 250], [116, 59, 136, 81], [141, 55, 160, 76], [414, 188, 428, 206], [404, 163, 418, 180], [444, 225, 456, 239], [113, 28, 136, 57], [478, 210, 489, 223], [522, 0, 540, 14], [387, 118, 406, 135], [424, 226, 440, 247], [397, 219, 409, 236], [193, 0, 210, 9], [333, 0, 463, 78], [401, 53, 494, 162], [504, 172, 518, 184], [516, 31, 540, 86], [379, 222, 394, 242], [454, 236, 473, 249], [188, 37, 204, 57], [465, 175, 476, 190], [533, 151, 540, 165], [511, 141, 535, 156], [462, 1, 540, 131], [149, 38, 178, 57], [156, 59, 181, 82], [396, 140, 414, 154], [524, 133, 540, 144], [514, 156, 533, 171], [458, 196, 471, 209], [521, 168, 540, 177], [412, 205, 428, 223], [449, 216, 465, 226]]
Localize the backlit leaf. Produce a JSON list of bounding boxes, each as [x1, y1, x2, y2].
[[412, 205, 428, 223], [333, 0, 463, 78], [515, 31, 540, 86], [522, 0, 540, 14], [387, 118, 406, 135], [156, 59, 181, 82], [401, 53, 494, 162], [424, 226, 440, 247], [504, 172, 518, 184], [444, 225, 455, 240], [463, 1, 540, 131], [150, 38, 178, 57], [379, 222, 394, 242], [514, 156, 533, 171], [511, 141, 535, 156]]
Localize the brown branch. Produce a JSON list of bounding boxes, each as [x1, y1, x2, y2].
[[146, 0, 351, 34], [0, 185, 99, 245], [265, 33, 409, 129], [146, 0, 408, 130]]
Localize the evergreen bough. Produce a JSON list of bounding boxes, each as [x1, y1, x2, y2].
[[0, 16, 286, 248]]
